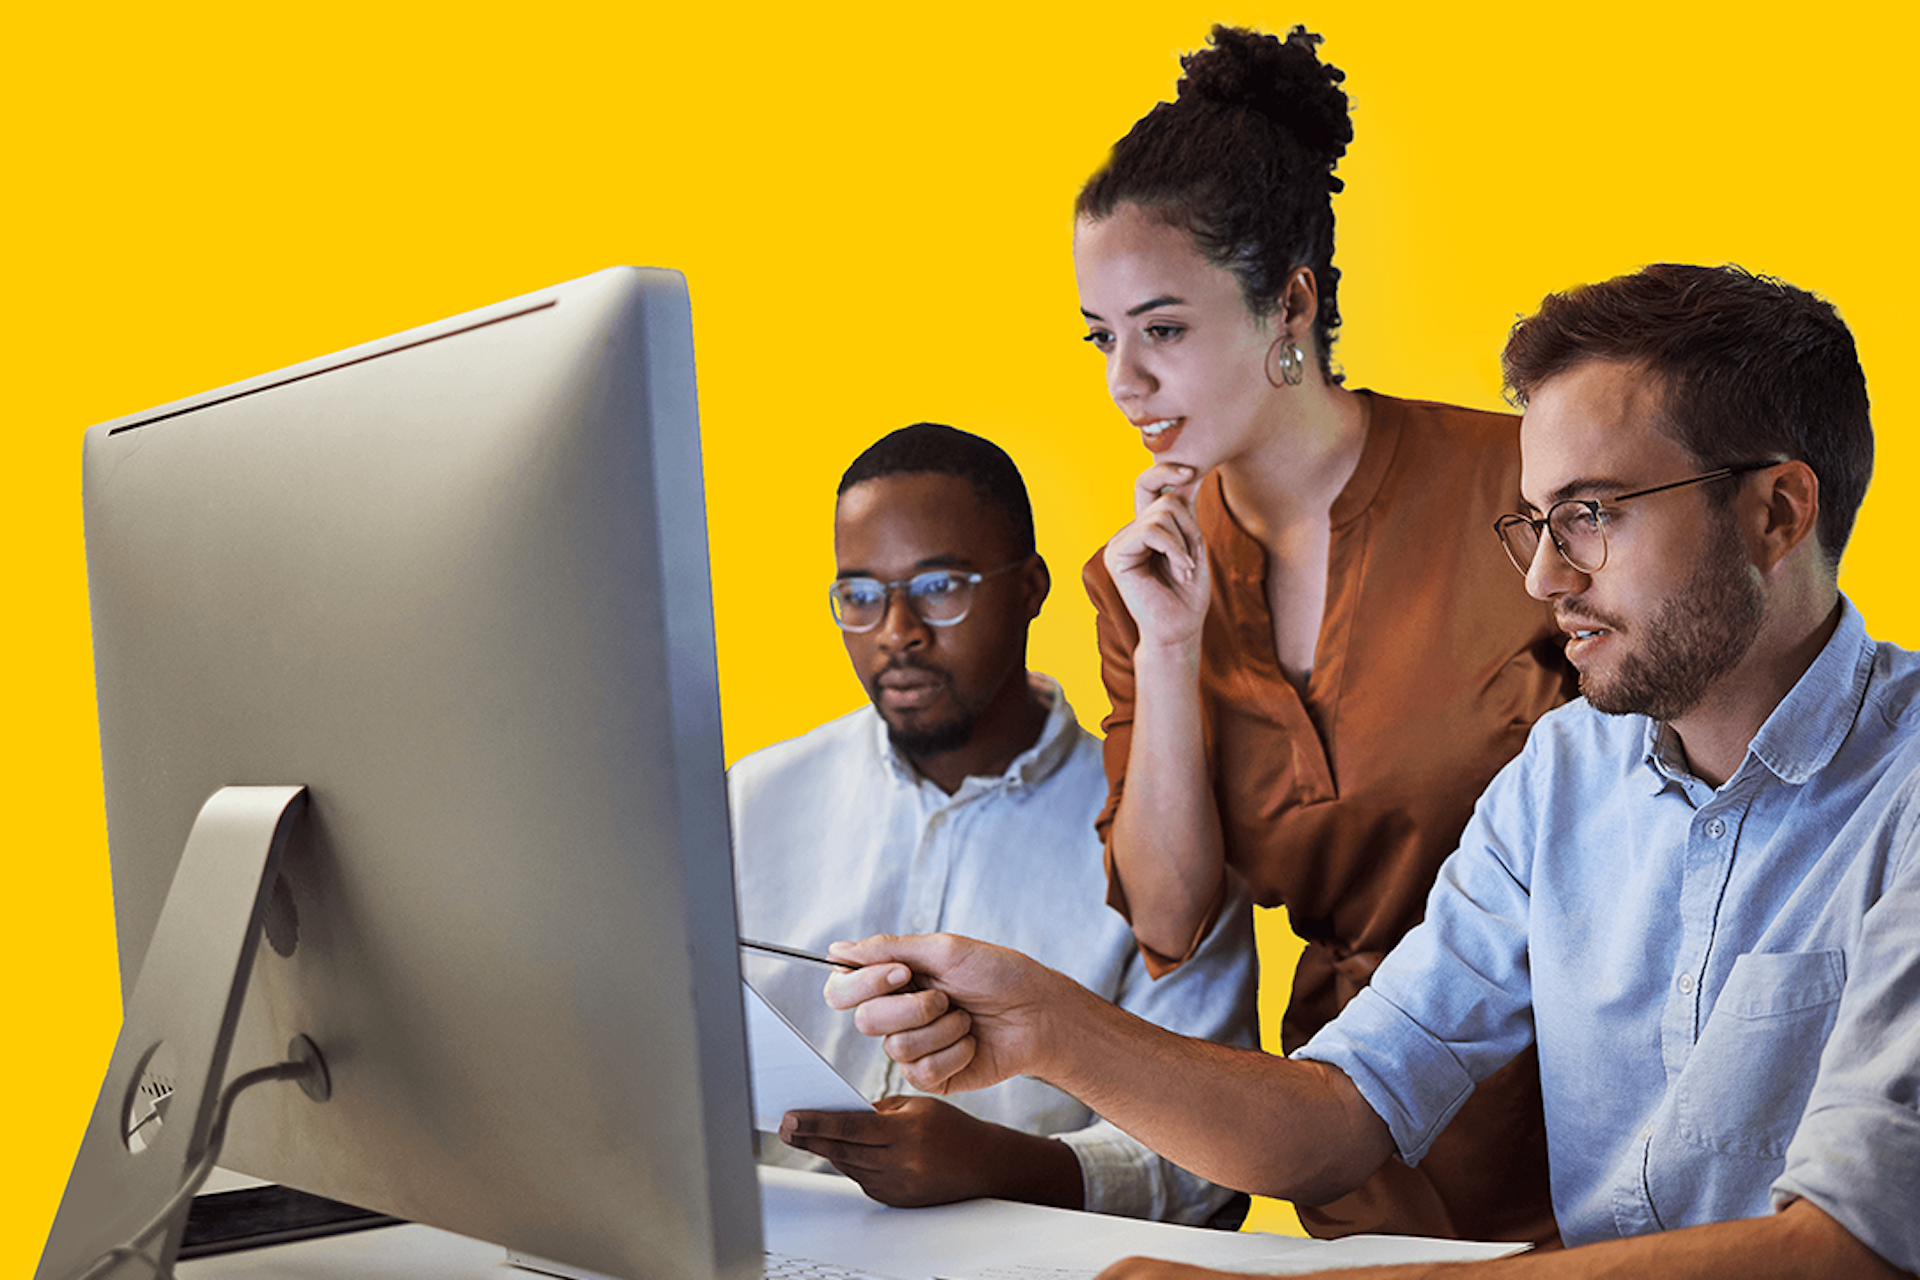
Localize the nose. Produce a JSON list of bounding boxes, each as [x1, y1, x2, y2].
[[1107, 334, 1157, 407], [873, 587, 931, 653], [1523, 532, 1588, 602]]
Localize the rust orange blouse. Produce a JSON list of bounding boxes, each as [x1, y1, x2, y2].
[[1084, 392, 1572, 1245]]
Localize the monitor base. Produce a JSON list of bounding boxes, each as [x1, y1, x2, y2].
[[37, 786, 316, 1280]]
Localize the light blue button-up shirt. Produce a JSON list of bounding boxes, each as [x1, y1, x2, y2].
[[1297, 600, 1920, 1271]]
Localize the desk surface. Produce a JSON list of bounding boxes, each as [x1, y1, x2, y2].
[[175, 1167, 1524, 1280]]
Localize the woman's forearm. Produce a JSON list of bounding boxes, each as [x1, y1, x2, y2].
[[1108, 638, 1229, 962]]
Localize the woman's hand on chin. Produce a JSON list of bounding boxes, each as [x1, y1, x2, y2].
[[1107, 463, 1209, 652]]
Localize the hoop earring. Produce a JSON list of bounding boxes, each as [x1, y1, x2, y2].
[[1266, 339, 1306, 388]]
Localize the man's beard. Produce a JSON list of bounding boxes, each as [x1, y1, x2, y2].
[[886, 715, 978, 758], [1576, 518, 1765, 722], [868, 658, 980, 757]]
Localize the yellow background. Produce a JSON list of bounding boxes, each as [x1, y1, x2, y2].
[[7, 2, 1917, 1267]]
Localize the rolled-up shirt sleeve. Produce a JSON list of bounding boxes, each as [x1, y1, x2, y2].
[[1274, 615, 1920, 1255], [1292, 750, 1540, 1165], [1772, 799, 1920, 1276]]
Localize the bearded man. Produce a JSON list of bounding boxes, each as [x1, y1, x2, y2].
[[728, 423, 1257, 1225]]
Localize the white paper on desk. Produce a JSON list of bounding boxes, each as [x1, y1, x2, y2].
[[760, 1165, 1528, 1280], [742, 979, 872, 1132], [951, 1233, 1526, 1279]]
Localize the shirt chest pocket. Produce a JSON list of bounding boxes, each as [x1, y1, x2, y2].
[[1674, 950, 1845, 1159]]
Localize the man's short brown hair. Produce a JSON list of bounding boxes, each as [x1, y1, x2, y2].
[[1503, 263, 1872, 570]]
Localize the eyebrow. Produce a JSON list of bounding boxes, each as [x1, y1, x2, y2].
[[835, 553, 972, 580], [1520, 476, 1637, 515], [1080, 295, 1188, 322]]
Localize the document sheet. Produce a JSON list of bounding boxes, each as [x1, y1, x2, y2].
[[762, 1166, 1527, 1279]]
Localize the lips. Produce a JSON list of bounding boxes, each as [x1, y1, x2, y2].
[[1133, 416, 1185, 454], [1556, 610, 1621, 666], [1563, 630, 1608, 665], [872, 662, 950, 711]]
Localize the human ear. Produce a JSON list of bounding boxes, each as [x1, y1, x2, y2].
[[1748, 460, 1821, 574], [1021, 555, 1052, 621], [1275, 267, 1319, 340]]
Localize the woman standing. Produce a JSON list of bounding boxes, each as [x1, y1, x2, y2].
[[1078, 26, 1568, 1246]]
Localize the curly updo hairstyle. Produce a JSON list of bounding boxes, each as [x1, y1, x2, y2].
[[1078, 25, 1354, 381]]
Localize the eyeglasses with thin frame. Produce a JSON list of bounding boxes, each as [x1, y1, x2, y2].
[[1492, 461, 1777, 576], [828, 558, 1030, 633]]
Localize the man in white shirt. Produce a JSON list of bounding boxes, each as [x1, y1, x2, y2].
[[730, 423, 1258, 1225]]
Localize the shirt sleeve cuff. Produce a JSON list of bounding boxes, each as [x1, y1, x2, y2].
[[1056, 1122, 1233, 1225], [1292, 986, 1479, 1166], [1773, 1092, 1920, 1275]]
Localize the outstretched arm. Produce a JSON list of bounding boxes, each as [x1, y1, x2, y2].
[[1091, 1198, 1909, 1280], [825, 932, 1394, 1204]]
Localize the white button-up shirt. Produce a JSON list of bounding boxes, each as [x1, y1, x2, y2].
[[730, 677, 1259, 1223]]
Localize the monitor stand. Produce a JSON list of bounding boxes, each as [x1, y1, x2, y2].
[[37, 786, 324, 1280]]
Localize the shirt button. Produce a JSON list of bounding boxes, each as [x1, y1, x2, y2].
[[1677, 973, 1696, 994], [1705, 818, 1727, 839]]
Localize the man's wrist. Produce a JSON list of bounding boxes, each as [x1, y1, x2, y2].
[[988, 1127, 1086, 1210], [1033, 976, 1134, 1100]]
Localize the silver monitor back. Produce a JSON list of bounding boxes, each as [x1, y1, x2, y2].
[[76, 267, 760, 1280]]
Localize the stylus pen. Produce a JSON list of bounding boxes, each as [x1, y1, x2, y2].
[[738, 937, 923, 990], [738, 938, 859, 972]]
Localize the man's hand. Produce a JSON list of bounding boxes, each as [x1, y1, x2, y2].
[[1099, 1199, 1916, 1279], [823, 934, 1393, 1209], [778, 1096, 1084, 1209], [1104, 463, 1210, 653], [1095, 1264, 1259, 1280], [823, 933, 1079, 1095]]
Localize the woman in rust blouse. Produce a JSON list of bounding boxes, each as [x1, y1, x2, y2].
[[1074, 26, 1571, 1245]]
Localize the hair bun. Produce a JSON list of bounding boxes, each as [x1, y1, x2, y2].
[[1177, 24, 1352, 172]]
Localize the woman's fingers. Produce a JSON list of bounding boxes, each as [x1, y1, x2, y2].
[[1131, 463, 1201, 516]]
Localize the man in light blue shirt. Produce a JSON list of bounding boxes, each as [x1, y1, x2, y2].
[[826, 267, 1918, 1277]]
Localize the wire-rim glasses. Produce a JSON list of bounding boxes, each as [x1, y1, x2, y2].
[[1492, 461, 1777, 576], [828, 558, 1030, 632]]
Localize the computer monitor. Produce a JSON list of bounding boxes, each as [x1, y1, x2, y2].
[[37, 267, 761, 1280]]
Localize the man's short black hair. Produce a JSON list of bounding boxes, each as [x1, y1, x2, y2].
[[837, 423, 1037, 560]]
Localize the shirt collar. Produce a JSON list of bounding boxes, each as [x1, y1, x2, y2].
[[1640, 597, 1872, 791], [1746, 597, 1873, 784], [868, 672, 1080, 796]]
